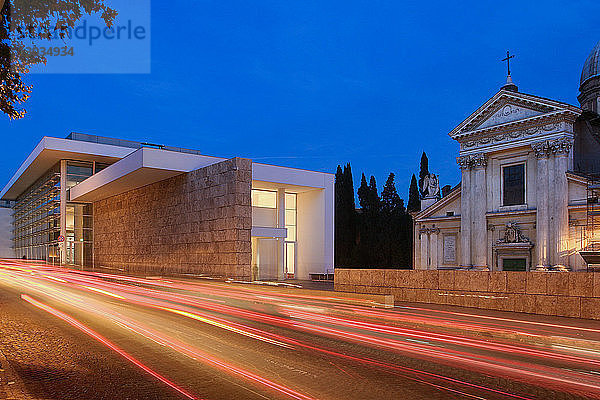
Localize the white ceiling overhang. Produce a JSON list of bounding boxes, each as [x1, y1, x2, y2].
[[0, 137, 135, 200], [69, 147, 225, 202]]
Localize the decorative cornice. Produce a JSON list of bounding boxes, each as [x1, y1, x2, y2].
[[531, 137, 573, 158], [460, 122, 563, 150], [457, 153, 487, 170], [455, 110, 576, 141]]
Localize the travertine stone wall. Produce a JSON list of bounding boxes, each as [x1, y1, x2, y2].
[[335, 269, 600, 320], [93, 158, 252, 279]]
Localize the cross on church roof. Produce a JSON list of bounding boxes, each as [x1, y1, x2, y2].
[[502, 50, 515, 76]]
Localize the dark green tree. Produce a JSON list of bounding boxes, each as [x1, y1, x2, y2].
[[357, 173, 369, 209], [1, 0, 117, 119], [355, 171, 413, 269], [418, 152, 429, 196], [367, 175, 380, 213], [334, 163, 356, 267], [381, 173, 401, 215], [407, 174, 420, 213], [356, 174, 381, 267]]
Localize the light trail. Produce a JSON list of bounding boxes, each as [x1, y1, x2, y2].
[[20, 294, 199, 400], [3, 261, 600, 399]]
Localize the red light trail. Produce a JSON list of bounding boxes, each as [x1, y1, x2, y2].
[[2, 260, 600, 400]]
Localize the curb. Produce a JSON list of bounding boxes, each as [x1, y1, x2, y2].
[[253, 286, 395, 309]]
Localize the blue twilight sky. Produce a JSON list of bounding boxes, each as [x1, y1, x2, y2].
[[1, 1, 599, 202]]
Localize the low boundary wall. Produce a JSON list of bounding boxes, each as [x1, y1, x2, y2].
[[334, 269, 600, 320]]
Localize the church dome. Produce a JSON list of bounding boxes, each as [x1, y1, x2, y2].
[[581, 40, 600, 86]]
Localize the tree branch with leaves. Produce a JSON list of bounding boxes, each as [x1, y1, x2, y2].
[[0, 0, 117, 119]]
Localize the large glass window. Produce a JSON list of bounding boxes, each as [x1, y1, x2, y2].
[[252, 189, 277, 227], [503, 164, 525, 206], [13, 164, 61, 262], [285, 193, 297, 278], [285, 193, 297, 241], [252, 189, 277, 208], [66, 161, 93, 189], [13, 159, 98, 265], [65, 203, 93, 266]]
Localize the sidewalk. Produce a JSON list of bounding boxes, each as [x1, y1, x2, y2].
[[383, 301, 600, 352]]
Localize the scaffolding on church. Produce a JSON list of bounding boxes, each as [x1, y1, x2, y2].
[[580, 174, 600, 269]]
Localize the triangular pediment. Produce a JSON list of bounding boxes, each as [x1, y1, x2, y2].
[[449, 90, 580, 139], [475, 103, 545, 129]]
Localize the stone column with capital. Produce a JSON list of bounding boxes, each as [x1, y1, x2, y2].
[[471, 153, 488, 267], [547, 155, 556, 265], [532, 141, 550, 267], [457, 156, 472, 266], [552, 137, 573, 266]]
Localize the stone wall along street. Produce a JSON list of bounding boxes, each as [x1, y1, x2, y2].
[[335, 269, 600, 320]]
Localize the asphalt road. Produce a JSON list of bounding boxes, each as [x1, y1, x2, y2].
[[0, 260, 599, 400]]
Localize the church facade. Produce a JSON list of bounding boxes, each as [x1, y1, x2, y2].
[[414, 41, 600, 272]]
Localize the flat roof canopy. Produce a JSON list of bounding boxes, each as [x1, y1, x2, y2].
[[70, 147, 225, 202], [71, 147, 333, 202], [3, 135, 334, 202], [0, 137, 134, 200]]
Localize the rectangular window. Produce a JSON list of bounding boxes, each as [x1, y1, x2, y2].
[[66, 161, 93, 189], [285, 193, 297, 242], [502, 258, 527, 271], [251, 189, 277, 208], [252, 189, 277, 227], [503, 164, 525, 206]]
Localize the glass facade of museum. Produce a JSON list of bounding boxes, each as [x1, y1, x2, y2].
[[13, 165, 61, 262], [13, 160, 109, 265], [251, 189, 297, 279]]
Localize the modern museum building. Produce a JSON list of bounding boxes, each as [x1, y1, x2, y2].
[[0, 133, 334, 281]]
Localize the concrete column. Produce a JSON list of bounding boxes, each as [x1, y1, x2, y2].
[[554, 139, 573, 266], [458, 159, 471, 266], [277, 188, 285, 280], [472, 155, 488, 267], [533, 143, 549, 266], [60, 160, 67, 265]]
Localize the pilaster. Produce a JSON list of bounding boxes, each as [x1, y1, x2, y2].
[[552, 138, 573, 266], [458, 156, 472, 266], [532, 141, 550, 266], [532, 137, 573, 267], [471, 154, 488, 266], [420, 229, 429, 269]]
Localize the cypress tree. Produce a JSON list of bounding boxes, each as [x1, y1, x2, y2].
[[367, 176, 380, 213], [342, 164, 356, 266], [381, 173, 402, 214], [334, 165, 345, 267], [357, 173, 370, 210], [335, 163, 357, 267], [418, 152, 429, 195], [380, 173, 401, 267], [356, 174, 381, 267], [407, 174, 421, 213]]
